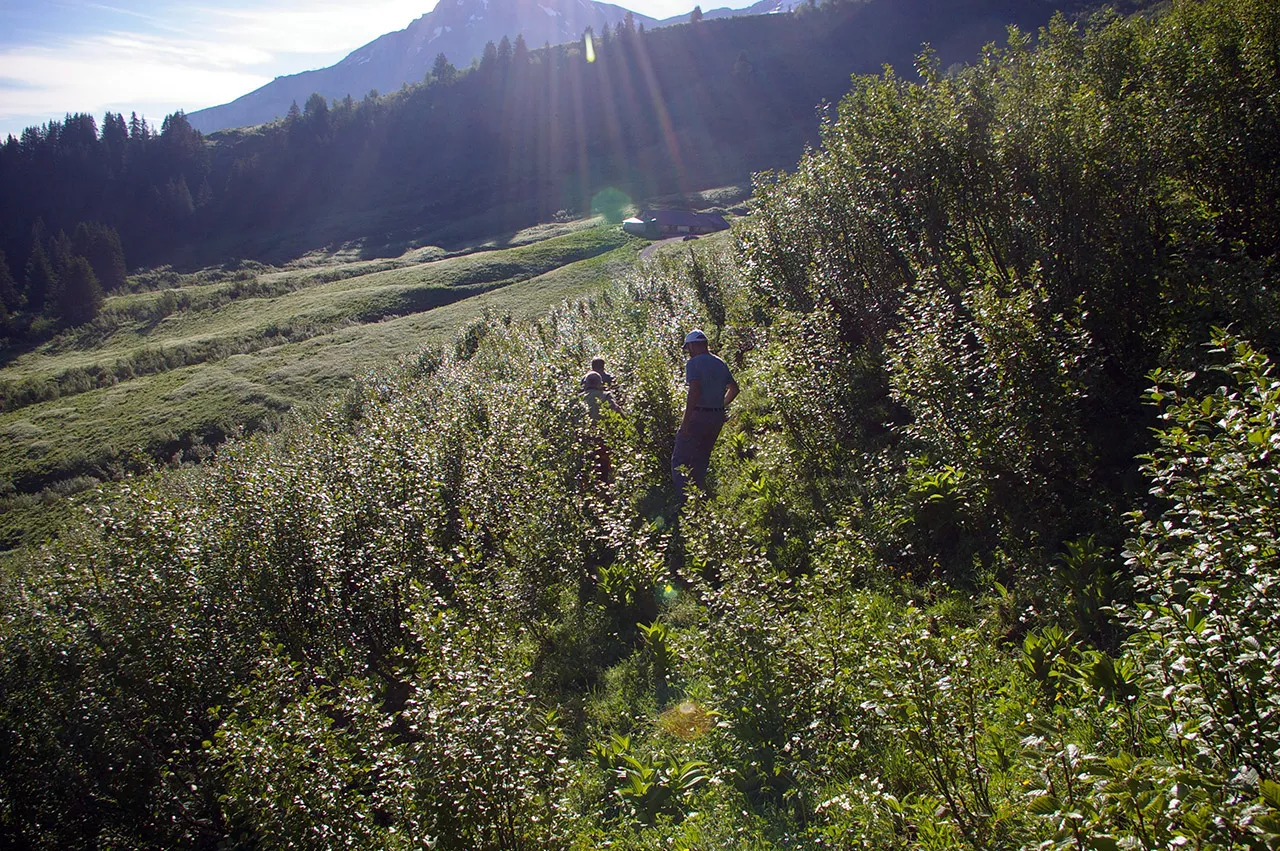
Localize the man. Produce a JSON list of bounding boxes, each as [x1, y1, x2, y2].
[[672, 329, 738, 494]]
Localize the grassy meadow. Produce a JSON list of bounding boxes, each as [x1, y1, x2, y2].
[[0, 219, 646, 550]]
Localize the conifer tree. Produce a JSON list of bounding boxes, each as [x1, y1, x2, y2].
[[73, 223, 127, 292], [23, 243, 56, 314], [168, 175, 195, 218], [691, 5, 703, 23], [128, 111, 150, 141], [304, 93, 328, 122], [49, 230, 74, 278], [102, 111, 127, 174], [62, 113, 98, 149], [513, 34, 530, 67], [102, 112, 127, 147], [498, 35, 513, 68], [57, 256, 103, 326], [195, 176, 213, 209], [0, 250, 20, 312], [432, 52, 457, 83]]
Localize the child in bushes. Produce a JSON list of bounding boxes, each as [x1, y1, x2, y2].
[[581, 369, 622, 482]]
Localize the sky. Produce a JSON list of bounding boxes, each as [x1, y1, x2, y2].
[[0, 0, 755, 141]]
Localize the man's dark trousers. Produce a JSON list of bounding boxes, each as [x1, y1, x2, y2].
[[672, 408, 725, 492]]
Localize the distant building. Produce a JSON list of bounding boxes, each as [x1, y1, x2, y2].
[[622, 209, 729, 238]]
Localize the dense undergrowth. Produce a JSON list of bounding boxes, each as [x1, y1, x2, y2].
[[3, 0, 1280, 847]]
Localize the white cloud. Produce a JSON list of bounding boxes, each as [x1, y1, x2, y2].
[[195, 0, 434, 57], [0, 36, 270, 132], [0, 0, 434, 137]]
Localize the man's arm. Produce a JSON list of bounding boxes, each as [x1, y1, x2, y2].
[[723, 378, 739, 408]]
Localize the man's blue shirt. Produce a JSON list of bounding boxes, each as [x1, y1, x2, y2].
[[685, 353, 734, 407]]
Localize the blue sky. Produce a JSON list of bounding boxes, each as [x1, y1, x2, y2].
[[0, 0, 753, 140]]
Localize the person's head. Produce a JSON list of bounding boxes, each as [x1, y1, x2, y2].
[[582, 371, 603, 390], [591, 357, 606, 373], [682, 329, 709, 356]]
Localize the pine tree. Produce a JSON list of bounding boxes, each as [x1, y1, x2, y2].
[[432, 53, 457, 83], [102, 111, 127, 173], [57, 256, 103, 326], [481, 41, 499, 71], [128, 111, 151, 141], [62, 113, 98, 148], [0, 250, 20, 312], [304, 93, 328, 122], [168, 175, 195, 217], [513, 34, 530, 67], [73, 223, 127, 292], [23, 243, 57, 314], [195, 177, 213, 209], [50, 230, 74, 279], [498, 35, 513, 68], [690, 5, 703, 23]]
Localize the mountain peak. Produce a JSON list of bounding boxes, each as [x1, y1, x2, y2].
[[190, 0, 668, 133]]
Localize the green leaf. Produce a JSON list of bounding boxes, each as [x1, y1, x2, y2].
[[1028, 795, 1061, 816], [1262, 779, 1280, 809]]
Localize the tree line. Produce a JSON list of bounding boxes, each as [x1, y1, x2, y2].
[[0, 0, 1085, 301], [0, 219, 127, 342]]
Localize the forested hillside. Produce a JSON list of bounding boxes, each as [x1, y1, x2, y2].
[[3, 0, 1280, 848], [0, 0, 1086, 294]]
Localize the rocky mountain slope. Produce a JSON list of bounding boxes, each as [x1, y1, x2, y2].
[[187, 0, 657, 133]]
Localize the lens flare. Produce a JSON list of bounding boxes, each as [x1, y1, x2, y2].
[[658, 700, 714, 740]]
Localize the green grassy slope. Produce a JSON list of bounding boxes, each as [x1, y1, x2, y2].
[[0, 222, 644, 549]]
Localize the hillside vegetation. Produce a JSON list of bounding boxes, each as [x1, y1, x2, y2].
[[0, 222, 640, 550], [3, 1, 1280, 848], [0, 0, 1092, 277]]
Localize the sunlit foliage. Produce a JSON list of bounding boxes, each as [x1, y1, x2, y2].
[[2, 1, 1280, 848]]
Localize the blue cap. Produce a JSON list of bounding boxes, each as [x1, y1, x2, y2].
[[683, 329, 708, 346]]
